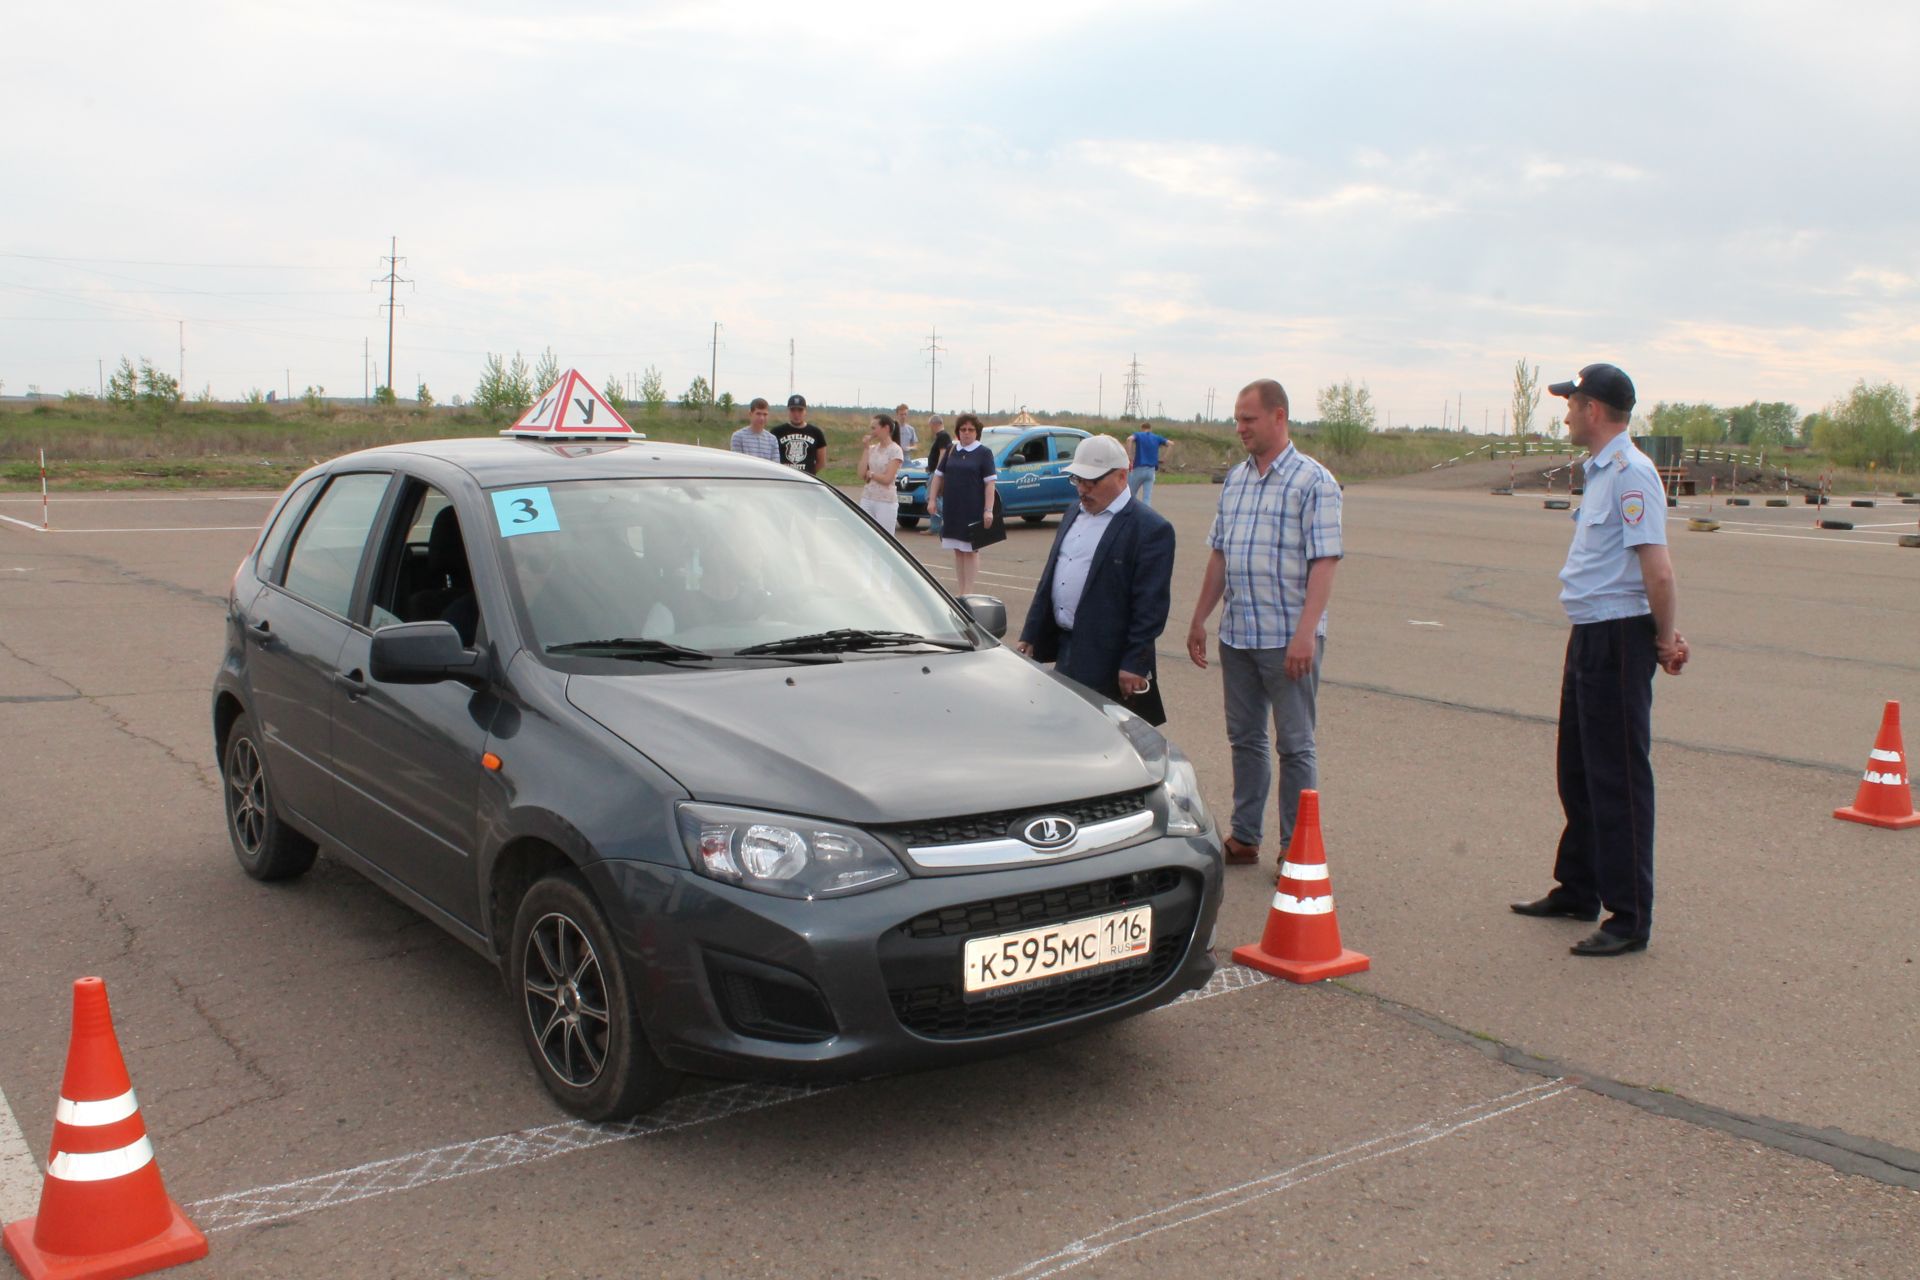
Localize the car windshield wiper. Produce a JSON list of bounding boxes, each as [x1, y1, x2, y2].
[[546, 638, 716, 661], [734, 629, 973, 656]]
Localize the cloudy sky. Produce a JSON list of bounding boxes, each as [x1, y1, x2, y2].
[[3, 1, 1915, 427]]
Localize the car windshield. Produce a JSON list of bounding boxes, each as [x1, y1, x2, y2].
[[495, 476, 978, 660]]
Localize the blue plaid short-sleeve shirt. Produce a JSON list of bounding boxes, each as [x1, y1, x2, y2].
[[1206, 442, 1344, 649]]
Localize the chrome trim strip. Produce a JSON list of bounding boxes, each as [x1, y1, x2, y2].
[[908, 809, 1155, 868]]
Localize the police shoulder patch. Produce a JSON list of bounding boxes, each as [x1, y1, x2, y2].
[[1620, 490, 1647, 526]]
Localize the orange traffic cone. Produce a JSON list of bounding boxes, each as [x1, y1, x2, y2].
[[1833, 701, 1920, 829], [2, 978, 208, 1280], [1231, 791, 1371, 983]]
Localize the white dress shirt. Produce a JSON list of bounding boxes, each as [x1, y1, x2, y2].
[[1051, 488, 1131, 630]]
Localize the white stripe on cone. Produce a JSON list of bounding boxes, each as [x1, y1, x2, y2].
[[55, 1089, 138, 1126], [1864, 771, 1906, 786], [1272, 891, 1335, 916], [48, 1136, 154, 1182], [1280, 861, 1329, 882], [1869, 748, 1902, 763]]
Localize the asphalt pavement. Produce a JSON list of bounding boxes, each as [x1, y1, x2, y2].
[[0, 479, 1915, 1277]]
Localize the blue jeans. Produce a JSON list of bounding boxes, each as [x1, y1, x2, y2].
[[928, 494, 944, 536], [1128, 467, 1157, 505], [1220, 637, 1323, 850]]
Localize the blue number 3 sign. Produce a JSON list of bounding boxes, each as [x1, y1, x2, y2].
[[490, 486, 561, 537]]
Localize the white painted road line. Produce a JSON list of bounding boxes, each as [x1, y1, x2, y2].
[[189, 964, 1269, 1233], [0, 514, 45, 533], [27, 526, 261, 535], [992, 1079, 1577, 1279], [0, 1085, 43, 1226], [0, 495, 273, 504]]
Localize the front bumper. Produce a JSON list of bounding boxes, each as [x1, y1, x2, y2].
[[585, 834, 1223, 1081]]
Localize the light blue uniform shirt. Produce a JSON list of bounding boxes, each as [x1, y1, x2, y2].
[[1559, 432, 1667, 624], [1051, 488, 1129, 629]]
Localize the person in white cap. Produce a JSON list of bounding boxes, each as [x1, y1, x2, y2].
[[1017, 434, 1174, 723]]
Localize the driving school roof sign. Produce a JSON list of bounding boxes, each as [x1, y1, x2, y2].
[[501, 369, 640, 440]]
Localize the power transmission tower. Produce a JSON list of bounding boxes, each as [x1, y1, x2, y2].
[[923, 326, 946, 411], [372, 236, 412, 394], [1121, 354, 1144, 419]]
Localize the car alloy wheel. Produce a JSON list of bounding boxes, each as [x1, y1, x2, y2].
[[508, 872, 679, 1120], [521, 911, 612, 1088], [220, 711, 318, 881]]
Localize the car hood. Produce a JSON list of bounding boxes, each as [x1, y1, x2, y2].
[[565, 648, 1157, 822]]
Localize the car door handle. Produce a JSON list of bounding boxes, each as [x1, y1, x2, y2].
[[245, 619, 272, 639], [333, 668, 369, 698]]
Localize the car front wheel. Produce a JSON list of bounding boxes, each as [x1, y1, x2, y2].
[[899, 515, 920, 529], [222, 711, 318, 881], [510, 872, 679, 1120]]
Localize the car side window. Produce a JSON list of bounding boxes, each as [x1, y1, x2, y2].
[[279, 473, 392, 619], [365, 482, 482, 643], [1051, 435, 1081, 461], [256, 476, 323, 581], [1011, 436, 1048, 466]]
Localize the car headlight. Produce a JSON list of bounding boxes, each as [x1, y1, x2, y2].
[[1103, 704, 1210, 836], [1160, 753, 1212, 837], [675, 803, 906, 899]]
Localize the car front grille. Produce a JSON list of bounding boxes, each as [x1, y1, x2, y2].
[[891, 936, 1186, 1039], [896, 868, 1182, 940], [875, 789, 1156, 851]]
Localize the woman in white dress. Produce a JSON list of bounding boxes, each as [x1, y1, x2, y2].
[[856, 413, 905, 534]]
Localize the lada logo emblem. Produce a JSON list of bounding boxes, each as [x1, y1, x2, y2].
[[1021, 816, 1078, 850]]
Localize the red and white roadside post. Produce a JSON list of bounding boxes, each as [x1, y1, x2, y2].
[[41, 447, 49, 530]]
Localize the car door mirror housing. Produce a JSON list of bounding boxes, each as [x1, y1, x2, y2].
[[957, 595, 1007, 639], [370, 621, 481, 684]]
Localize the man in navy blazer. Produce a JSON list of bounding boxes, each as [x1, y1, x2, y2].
[[1017, 434, 1176, 724]]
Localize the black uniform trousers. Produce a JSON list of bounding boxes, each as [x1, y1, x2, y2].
[[1551, 614, 1658, 940]]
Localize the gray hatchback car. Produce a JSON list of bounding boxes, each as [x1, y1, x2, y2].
[[212, 436, 1223, 1119]]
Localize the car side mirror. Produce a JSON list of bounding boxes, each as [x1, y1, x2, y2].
[[370, 621, 481, 685], [957, 595, 1007, 639]]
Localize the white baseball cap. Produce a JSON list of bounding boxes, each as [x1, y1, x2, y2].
[[1064, 434, 1131, 479]]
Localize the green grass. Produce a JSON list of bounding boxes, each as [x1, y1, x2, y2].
[[0, 396, 1582, 492]]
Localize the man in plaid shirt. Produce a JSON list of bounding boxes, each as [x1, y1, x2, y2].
[[1187, 378, 1343, 865], [729, 398, 781, 462]]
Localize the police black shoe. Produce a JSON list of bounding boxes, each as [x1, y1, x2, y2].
[[1570, 928, 1648, 957], [1508, 894, 1600, 921]]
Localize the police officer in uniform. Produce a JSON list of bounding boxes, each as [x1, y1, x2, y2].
[[1511, 363, 1690, 956]]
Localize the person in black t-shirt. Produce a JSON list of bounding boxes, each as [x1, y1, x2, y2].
[[923, 415, 953, 535], [774, 394, 828, 474]]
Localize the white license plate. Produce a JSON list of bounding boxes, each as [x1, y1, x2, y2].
[[962, 905, 1153, 996], [895, 492, 912, 503]]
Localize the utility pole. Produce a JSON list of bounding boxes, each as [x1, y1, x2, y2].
[[372, 236, 411, 395], [987, 355, 993, 414], [178, 321, 185, 391], [97, 358, 103, 398], [788, 338, 794, 396], [363, 338, 370, 401], [1098, 373, 1103, 418], [1122, 354, 1144, 419], [709, 321, 721, 402], [923, 326, 946, 411], [1457, 392, 1463, 435]]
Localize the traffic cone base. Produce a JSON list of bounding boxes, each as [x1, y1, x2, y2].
[[1231, 939, 1371, 984], [4, 1205, 207, 1280], [1833, 803, 1920, 830], [1832, 702, 1920, 829]]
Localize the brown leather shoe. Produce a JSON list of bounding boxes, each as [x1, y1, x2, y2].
[[1222, 835, 1260, 865]]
